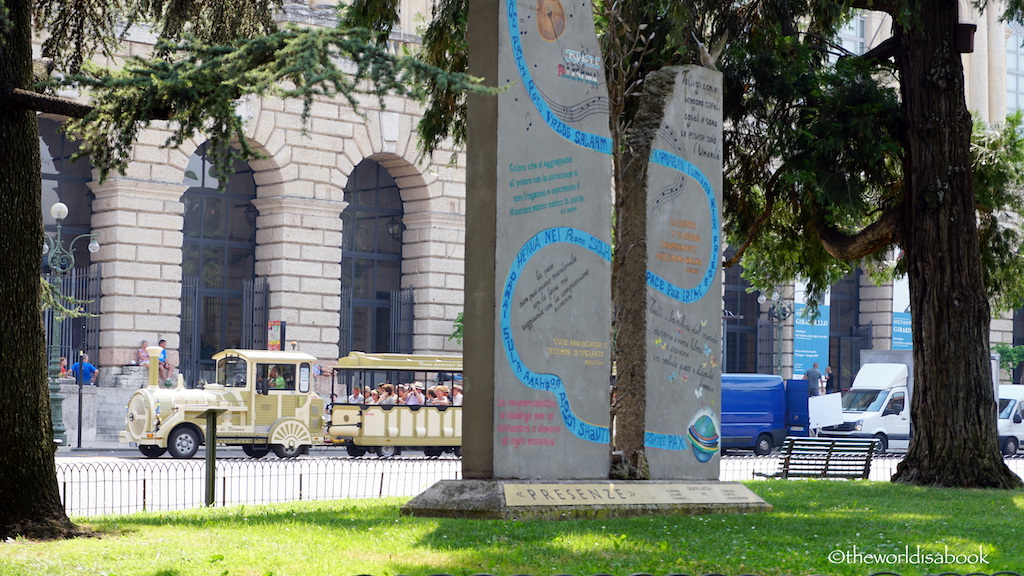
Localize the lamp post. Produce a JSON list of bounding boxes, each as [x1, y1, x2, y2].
[[758, 290, 793, 376], [43, 201, 99, 446]]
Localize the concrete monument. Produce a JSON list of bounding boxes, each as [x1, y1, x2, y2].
[[403, 0, 769, 519]]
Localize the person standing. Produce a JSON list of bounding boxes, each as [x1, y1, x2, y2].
[[804, 362, 822, 397], [823, 365, 835, 394]]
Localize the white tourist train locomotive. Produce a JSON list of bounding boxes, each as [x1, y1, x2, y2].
[[122, 349, 462, 459], [121, 349, 325, 458]]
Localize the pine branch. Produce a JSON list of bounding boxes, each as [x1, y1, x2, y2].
[[58, 25, 496, 184]]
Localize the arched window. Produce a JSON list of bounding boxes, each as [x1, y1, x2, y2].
[[180, 144, 257, 383], [40, 117, 94, 272], [340, 160, 406, 354], [39, 117, 100, 365]]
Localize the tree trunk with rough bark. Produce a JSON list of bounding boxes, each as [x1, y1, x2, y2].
[[0, 0, 81, 539], [610, 70, 682, 480], [890, 0, 1022, 488]]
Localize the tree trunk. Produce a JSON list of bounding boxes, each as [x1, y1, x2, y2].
[[0, 0, 81, 539], [610, 115, 651, 480], [891, 1, 1022, 488]]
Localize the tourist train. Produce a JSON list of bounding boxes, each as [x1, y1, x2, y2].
[[121, 349, 463, 459]]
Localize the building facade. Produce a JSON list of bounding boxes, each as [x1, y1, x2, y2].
[[39, 0, 466, 388], [39, 1, 1024, 389]]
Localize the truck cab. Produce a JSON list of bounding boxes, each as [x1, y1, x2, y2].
[[820, 362, 910, 453], [998, 385, 1024, 455]]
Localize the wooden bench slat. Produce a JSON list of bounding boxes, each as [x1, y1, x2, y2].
[[754, 436, 878, 480]]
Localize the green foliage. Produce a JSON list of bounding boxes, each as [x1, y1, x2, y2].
[[59, 26, 494, 184], [719, 5, 1024, 315], [720, 7, 905, 307], [33, 0, 123, 74], [129, 0, 283, 47], [416, 0, 469, 158], [338, 0, 399, 46], [40, 278, 93, 321], [972, 112, 1024, 312], [341, 0, 471, 159], [449, 311, 463, 344], [992, 342, 1024, 374]]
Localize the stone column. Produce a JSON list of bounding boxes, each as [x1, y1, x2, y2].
[[252, 194, 347, 363], [403, 211, 465, 354], [89, 178, 188, 368]]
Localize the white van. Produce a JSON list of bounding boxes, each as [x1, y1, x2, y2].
[[998, 385, 1024, 455], [822, 350, 1001, 454], [820, 362, 910, 453]]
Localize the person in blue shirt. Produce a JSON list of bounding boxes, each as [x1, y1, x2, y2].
[[158, 339, 174, 382], [69, 353, 98, 385]]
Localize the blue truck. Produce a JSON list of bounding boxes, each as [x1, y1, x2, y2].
[[720, 373, 810, 455]]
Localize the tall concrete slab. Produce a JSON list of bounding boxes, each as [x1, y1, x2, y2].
[[409, 5, 770, 520], [639, 66, 724, 479], [464, 0, 613, 479]]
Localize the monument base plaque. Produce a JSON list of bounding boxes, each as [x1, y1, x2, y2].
[[400, 479, 772, 520]]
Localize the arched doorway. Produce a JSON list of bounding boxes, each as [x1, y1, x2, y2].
[[39, 117, 101, 370], [339, 160, 411, 354], [179, 144, 259, 385]]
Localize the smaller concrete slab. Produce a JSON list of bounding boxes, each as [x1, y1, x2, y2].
[[401, 479, 771, 520]]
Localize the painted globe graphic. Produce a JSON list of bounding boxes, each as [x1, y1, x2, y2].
[[687, 413, 720, 463]]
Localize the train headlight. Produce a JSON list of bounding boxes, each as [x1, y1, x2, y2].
[[127, 395, 152, 438]]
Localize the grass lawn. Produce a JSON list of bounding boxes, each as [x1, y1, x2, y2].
[[2, 480, 1022, 576]]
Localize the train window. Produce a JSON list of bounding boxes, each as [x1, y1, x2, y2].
[[257, 363, 296, 391], [299, 363, 311, 393], [218, 357, 248, 388]]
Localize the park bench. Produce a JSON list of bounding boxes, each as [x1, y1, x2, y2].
[[755, 436, 879, 480]]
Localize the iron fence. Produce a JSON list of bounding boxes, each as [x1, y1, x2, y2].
[[57, 456, 461, 517], [719, 453, 1024, 482], [56, 453, 1024, 518]]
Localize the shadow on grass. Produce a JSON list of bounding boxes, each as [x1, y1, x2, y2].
[[80, 481, 1024, 576]]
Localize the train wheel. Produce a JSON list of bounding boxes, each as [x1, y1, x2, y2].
[[167, 428, 200, 459], [422, 446, 440, 457], [453, 446, 462, 458], [376, 445, 397, 458], [269, 419, 310, 459], [242, 445, 270, 459], [139, 445, 166, 458], [273, 443, 304, 458], [346, 444, 367, 457]]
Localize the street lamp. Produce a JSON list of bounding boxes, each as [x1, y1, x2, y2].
[[758, 290, 793, 376], [43, 201, 99, 446]]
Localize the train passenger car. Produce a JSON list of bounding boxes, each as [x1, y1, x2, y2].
[[121, 349, 325, 459], [326, 351, 463, 457]]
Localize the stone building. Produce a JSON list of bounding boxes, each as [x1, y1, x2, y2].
[[39, 1, 1024, 393], [39, 0, 465, 390]]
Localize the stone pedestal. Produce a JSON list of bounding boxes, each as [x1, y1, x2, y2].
[[402, 479, 771, 520]]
